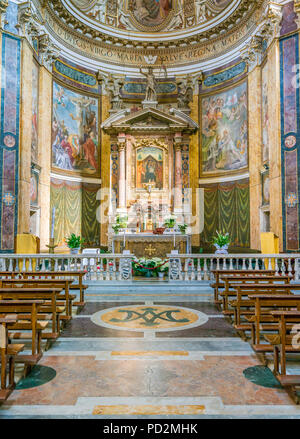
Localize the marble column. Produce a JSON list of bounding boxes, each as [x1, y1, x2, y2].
[[173, 136, 183, 218], [117, 135, 127, 213]]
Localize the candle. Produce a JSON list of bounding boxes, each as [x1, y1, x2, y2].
[[51, 207, 56, 239], [123, 229, 126, 250], [174, 231, 175, 249]]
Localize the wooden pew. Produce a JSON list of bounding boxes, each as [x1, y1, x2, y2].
[[8, 271, 88, 309], [227, 283, 300, 327], [211, 270, 276, 306], [0, 300, 48, 364], [220, 276, 292, 314], [264, 311, 300, 404], [248, 294, 300, 355], [0, 288, 64, 342], [0, 314, 24, 401], [0, 279, 74, 321], [20, 271, 87, 308]]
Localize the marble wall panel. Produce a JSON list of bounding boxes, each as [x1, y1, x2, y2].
[[0, 33, 21, 252], [280, 34, 300, 251]]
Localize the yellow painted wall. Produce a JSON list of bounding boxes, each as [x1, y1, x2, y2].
[[248, 66, 262, 251], [18, 39, 32, 234], [268, 40, 283, 251], [100, 94, 111, 247]]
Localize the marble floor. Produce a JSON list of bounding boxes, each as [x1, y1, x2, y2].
[[1, 281, 300, 419]]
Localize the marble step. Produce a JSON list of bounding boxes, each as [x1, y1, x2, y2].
[[83, 284, 214, 299]]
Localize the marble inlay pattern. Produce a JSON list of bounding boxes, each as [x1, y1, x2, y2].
[[91, 305, 208, 332]]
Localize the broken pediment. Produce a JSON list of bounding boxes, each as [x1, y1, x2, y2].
[[101, 107, 198, 134]]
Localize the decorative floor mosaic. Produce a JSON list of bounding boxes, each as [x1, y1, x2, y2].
[[1, 285, 300, 419]]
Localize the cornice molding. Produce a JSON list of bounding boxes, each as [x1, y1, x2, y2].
[[240, 1, 283, 71]]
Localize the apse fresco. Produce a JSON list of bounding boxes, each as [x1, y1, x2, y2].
[[52, 81, 99, 175], [211, 0, 231, 8], [136, 147, 163, 190], [129, 0, 172, 27], [74, 0, 234, 31], [201, 81, 248, 175]]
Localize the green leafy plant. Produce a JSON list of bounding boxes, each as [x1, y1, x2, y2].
[[212, 231, 230, 248], [132, 257, 167, 277], [112, 224, 120, 234], [116, 214, 128, 229], [164, 216, 176, 228], [65, 233, 85, 249], [178, 224, 187, 234]]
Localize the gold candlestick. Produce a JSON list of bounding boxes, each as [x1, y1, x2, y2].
[[46, 238, 58, 254], [46, 238, 58, 271]]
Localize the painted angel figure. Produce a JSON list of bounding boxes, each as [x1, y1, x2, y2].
[[139, 66, 158, 102]]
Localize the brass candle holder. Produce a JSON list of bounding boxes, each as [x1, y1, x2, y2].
[[46, 238, 58, 254], [46, 238, 58, 271]]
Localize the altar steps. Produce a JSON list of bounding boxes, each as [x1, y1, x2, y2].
[[83, 280, 214, 302]]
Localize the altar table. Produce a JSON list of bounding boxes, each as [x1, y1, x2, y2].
[[111, 233, 191, 259]]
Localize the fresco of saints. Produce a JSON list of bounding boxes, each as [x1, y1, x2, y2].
[[201, 82, 248, 175], [52, 82, 99, 175]]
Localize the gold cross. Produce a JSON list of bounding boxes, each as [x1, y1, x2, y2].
[[145, 244, 156, 257]]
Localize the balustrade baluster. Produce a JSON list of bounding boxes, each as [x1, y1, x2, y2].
[[288, 258, 293, 277], [275, 258, 279, 276], [242, 258, 246, 270], [197, 258, 202, 281], [41, 258, 46, 272], [268, 258, 272, 270], [222, 258, 226, 270], [248, 258, 253, 270], [99, 258, 104, 280]]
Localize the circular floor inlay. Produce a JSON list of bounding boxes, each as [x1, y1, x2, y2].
[[91, 305, 208, 332], [16, 365, 56, 390]]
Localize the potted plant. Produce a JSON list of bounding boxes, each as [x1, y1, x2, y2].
[[116, 214, 128, 229], [157, 260, 169, 279], [178, 224, 187, 235], [164, 216, 176, 231], [65, 233, 85, 254], [112, 224, 120, 234], [212, 231, 230, 254]]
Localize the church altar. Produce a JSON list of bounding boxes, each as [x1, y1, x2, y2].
[[111, 233, 191, 259]]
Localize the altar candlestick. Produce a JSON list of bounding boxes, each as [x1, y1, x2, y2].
[[51, 207, 56, 239], [174, 231, 175, 249], [123, 229, 126, 250]]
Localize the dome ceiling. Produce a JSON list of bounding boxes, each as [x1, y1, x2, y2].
[[69, 0, 234, 33]]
